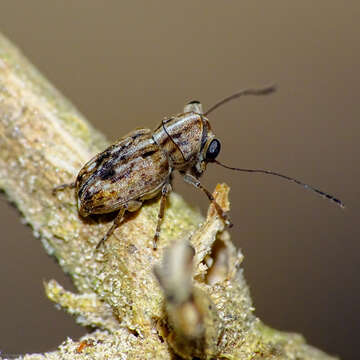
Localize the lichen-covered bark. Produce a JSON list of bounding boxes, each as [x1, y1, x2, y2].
[[0, 32, 338, 360]]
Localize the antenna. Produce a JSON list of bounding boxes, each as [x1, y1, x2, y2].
[[204, 84, 276, 117], [214, 160, 345, 208]]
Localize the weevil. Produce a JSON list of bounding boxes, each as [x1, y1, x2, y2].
[[53, 85, 344, 250]]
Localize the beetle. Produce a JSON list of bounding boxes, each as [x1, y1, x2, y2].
[[53, 85, 344, 250]]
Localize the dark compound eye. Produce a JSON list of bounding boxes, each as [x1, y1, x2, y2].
[[206, 139, 221, 161]]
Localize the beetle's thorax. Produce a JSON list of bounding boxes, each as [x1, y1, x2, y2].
[[152, 112, 214, 174]]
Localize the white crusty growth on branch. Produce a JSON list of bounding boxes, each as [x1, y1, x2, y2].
[[0, 33, 339, 359]]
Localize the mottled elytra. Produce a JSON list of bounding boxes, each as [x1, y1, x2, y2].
[[53, 85, 344, 250]]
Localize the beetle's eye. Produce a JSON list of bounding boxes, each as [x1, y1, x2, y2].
[[206, 139, 221, 161]]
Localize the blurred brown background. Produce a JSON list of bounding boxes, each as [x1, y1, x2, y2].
[[0, 1, 359, 359]]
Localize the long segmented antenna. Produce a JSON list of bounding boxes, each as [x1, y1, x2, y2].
[[214, 160, 345, 208], [204, 84, 276, 117]]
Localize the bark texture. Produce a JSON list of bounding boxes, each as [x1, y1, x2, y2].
[[0, 33, 339, 360]]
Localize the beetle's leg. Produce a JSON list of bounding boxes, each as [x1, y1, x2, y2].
[[153, 181, 172, 250], [96, 207, 126, 250], [183, 173, 233, 227], [52, 181, 76, 195]]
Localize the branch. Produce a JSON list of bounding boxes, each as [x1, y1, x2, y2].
[[0, 33, 338, 360]]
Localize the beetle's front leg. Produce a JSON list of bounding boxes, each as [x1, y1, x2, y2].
[[153, 180, 172, 250], [183, 173, 232, 227]]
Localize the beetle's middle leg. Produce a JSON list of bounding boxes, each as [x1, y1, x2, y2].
[[95, 200, 142, 250], [96, 207, 126, 250], [153, 180, 172, 250], [183, 173, 233, 227]]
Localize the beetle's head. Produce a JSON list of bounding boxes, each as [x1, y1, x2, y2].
[[194, 131, 221, 177], [187, 85, 276, 178], [188, 85, 344, 209]]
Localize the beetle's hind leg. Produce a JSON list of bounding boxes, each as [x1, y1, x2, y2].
[[183, 173, 233, 227], [52, 181, 76, 195], [153, 181, 172, 250]]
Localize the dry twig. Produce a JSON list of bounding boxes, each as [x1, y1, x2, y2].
[[0, 33, 338, 360]]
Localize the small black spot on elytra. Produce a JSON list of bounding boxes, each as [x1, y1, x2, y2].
[[142, 150, 157, 158], [99, 166, 115, 180], [111, 151, 127, 161], [95, 150, 110, 165], [83, 189, 101, 202], [170, 132, 182, 140], [83, 190, 94, 202]]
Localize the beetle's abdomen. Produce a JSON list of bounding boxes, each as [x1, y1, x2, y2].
[[152, 113, 204, 170], [75, 128, 170, 216]]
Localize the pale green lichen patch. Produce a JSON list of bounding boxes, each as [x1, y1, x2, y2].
[[18, 328, 173, 360], [45, 279, 120, 331]]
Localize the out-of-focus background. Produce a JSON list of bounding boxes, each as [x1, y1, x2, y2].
[[0, 1, 358, 359]]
